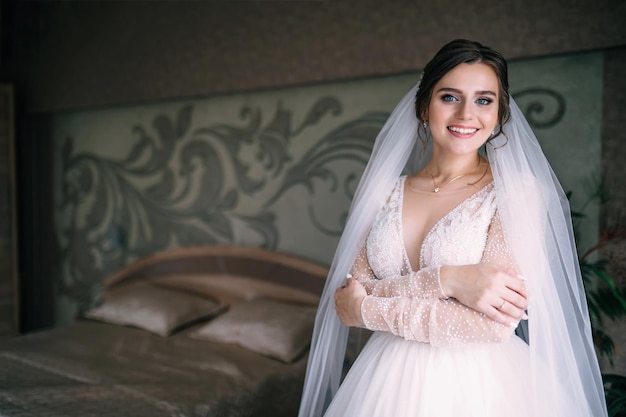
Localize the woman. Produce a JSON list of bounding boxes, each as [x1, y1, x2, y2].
[[298, 40, 607, 417]]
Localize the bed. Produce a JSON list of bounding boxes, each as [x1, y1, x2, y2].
[[0, 245, 328, 417]]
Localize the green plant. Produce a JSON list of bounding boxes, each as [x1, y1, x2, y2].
[[569, 176, 626, 416], [604, 374, 626, 417]]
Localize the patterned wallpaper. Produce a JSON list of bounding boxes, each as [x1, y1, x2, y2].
[[51, 52, 602, 324], [10, 0, 625, 113]]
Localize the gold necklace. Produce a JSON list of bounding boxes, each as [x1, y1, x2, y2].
[[431, 173, 465, 193], [428, 160, 487, 193]]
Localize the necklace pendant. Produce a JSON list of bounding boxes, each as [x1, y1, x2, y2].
[[434, 187, 440, 193]]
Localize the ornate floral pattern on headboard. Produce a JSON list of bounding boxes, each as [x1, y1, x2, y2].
[[52, 53, 602, 320]]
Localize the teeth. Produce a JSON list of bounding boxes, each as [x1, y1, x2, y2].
[[449, 126, 478, 134]]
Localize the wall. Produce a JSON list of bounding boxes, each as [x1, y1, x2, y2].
[[599, 47, 626, 374], [0, 85, 18, 339], [5, 0, 626, 113]]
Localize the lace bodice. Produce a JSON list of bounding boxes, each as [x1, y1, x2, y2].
[[351, 176, 519, 347], [367, 177, 496, 277]]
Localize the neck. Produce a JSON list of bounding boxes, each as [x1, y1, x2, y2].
[[426, 153, 481, 180]]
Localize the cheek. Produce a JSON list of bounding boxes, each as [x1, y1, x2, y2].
[[484, 109, 499, 128]]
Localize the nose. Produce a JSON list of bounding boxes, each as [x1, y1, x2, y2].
[[456, 101, 473, 120]]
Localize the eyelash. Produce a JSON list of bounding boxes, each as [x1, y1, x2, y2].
[[441, 95, 493, 105]]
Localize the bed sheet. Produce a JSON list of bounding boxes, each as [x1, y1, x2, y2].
[[0, 320, 307, 417]]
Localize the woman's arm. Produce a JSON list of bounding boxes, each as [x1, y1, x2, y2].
[[346, 214, 527, 324], [439, 213, 528, 323], [335, 213, 527, 346], [359, 292, 515, 346], [349, 243, 445, 299]]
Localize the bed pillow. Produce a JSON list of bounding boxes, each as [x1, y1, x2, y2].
[[190, 298, 316, 363], [85, 285, 225, 337]]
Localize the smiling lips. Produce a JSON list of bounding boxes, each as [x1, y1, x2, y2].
[[448, 125, 479, 136]]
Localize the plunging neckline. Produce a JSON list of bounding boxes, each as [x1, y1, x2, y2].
[[398, 176, 494, 272]]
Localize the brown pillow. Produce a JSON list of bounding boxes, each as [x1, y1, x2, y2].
[[85, 285, 225, 336], [190, 298, 316, 363]]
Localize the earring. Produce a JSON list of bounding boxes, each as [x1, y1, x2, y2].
[[422, 121, 428, 129]]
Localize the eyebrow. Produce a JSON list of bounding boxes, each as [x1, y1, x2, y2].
[[437, 87, 497, 97]]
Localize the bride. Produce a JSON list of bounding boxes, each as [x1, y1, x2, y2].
[[298, 40, 607, 417]]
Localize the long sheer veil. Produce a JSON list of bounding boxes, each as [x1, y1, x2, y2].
[[297, 83, 608, 417]]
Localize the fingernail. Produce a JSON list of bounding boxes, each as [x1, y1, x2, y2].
[[517, 274, 527, 281], [522, 314, 528, 320], [509, 321, 517, 328], [346, 273, 353, 278]]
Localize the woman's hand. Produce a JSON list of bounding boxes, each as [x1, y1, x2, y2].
[[334, 277, 368, 327], [439, 263, 528, 325]]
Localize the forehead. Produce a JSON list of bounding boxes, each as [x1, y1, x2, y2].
[[435, 63, 499, 94]]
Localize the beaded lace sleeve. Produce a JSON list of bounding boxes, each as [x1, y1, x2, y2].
[[360, 213, 519, 346], [349, 244, 445, 299]]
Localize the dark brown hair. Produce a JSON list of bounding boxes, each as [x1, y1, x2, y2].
[[415, 39, 510, 140]]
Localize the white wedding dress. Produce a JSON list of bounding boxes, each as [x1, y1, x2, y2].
[[323, 176, 536, 417]]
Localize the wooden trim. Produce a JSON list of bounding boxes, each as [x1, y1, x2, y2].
[[104, 245, 329, 304]]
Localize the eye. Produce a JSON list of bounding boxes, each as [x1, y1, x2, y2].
[[476, 97, 493, 105], [441, 94, 458, 102]]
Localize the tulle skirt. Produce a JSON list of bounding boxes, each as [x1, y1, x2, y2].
[[324, 332, 534, 417]]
